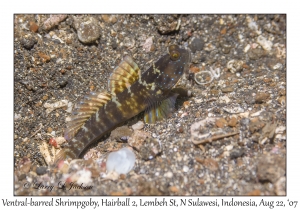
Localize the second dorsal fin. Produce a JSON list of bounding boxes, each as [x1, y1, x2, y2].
[[64, 91, 111, 141], [108, 55, 141, 95]]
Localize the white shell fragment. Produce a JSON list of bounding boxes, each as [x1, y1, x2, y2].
[[250, 109, 265, 117], [44, 99, 68, 115], [239, 111, 250, 118], [247, 16, 261, 35], [257, 35, 273, 51], [43, 15, 68, 31], [39, 141, 61, 165], [275, 126, 286, 134], [219, 95, 231, 104], [55, 136, 66, 146], [190, 118, 217, 142], [14, 113, 21, 121], [274, 125, 286, 141], [66, 101, 73, 113], [106, 147, 135, 174], [223, 105, 245, 114], [227, 59, 244, 73], [142, 37, 153, 52], [76, 170, 92, 185], [244, 44, 251, 53], [194, 67, 221, 85], [131, 121, 144, 130]]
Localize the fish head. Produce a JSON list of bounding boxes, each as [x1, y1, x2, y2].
[[143, 44, 191, 91]]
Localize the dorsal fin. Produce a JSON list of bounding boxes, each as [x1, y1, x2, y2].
[[108, 55, 141, 95], [64, 91, 111, 141], [144, 93, 178, 124]]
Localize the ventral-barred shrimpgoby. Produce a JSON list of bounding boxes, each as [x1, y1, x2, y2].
[[55, 45, 191, 163]]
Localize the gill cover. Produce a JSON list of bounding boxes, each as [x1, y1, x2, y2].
[[143, 45, 191, 123]]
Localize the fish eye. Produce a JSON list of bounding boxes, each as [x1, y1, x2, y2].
[[170, 50, 180, 61]]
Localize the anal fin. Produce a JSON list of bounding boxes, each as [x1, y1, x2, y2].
[[144, 93, 178, 124]]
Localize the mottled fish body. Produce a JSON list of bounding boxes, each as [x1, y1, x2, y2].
[[55, 45, 190, 162]]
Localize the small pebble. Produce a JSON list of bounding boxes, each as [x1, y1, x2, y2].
[[220, 28, 227, 35], [230, 148, 244, 159], [38, 52, 51, 63], [272, 63, 283, 70], [21, 34, 37, 50], [18, 157, 31, 173], [225, 145, 233, 151], [128, 130, 151, 150], [227, 59, 244, 73], [275, 177, 286, 196], [228, 117, 237, 127], [58, 76, 68, 88], [257, 153, 285, 183], [247, 189, 261, 196], [119, 174, 126, 180], [74, 16, 100, 44], [101, 15, 118, 24], [223, 105, 244, 114], [111, 41, 118, 50], [189, 66, 200, 73], [248, 48, 265, 60], [255, 92, 270, 103], [164, 171, 173, 178], [59, 163, 69, 174], [29, 21, 39, 33], [110, 126, 132, 141], [240, 118, 250, 128], [183, 165, 189, 172], [221, 87, 234, 93], [36, 166, 47, 175], [43, 14, 67, 31], [123, 37, 135, 48], [177, 126, 184, 133], [198, 179, 205, 184], [215, 118, 227, 128], [169, 186, 179, 193], [189, 38, 205, 53], [249, 118, 265, 133], [42, 95, 48, 101], [221, 40, 232, 54], [14, 113, 21, 121], [142, 37, 153, 52], [139, 138, 162, 160], [132, 121, 144, 130], [257, 35, 273, 51], [18, 174, 26, 181], [76, 170, 92, 185], [154, 15, 178, 34], [183, 101, 190, 109], [204, 158, 219, 171]]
